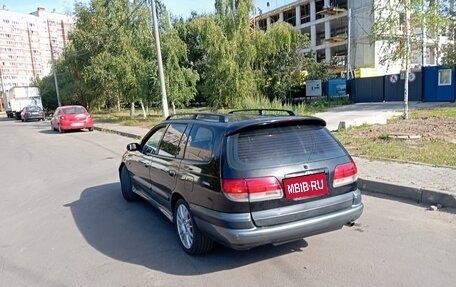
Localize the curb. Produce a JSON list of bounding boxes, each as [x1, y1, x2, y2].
[[93, 126, 141, 140], [358, 178, 456, 209]]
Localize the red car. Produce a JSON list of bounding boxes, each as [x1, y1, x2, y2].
[[51, 105, 94, 133]]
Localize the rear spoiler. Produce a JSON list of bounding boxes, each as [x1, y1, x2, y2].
[[225, 116, 327, 136]]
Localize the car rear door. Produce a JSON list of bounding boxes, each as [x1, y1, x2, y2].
[[148, 123, 189, 207], [223, 121, 357, 227]]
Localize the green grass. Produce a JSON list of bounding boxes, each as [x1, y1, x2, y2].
[[338, 133, 456, 167], [409, 103, 456, 119]]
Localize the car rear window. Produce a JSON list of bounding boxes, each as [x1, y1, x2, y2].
[[63, 107, 86, 114], [28, 106, 42, 112], [226, 125, 345, 169]]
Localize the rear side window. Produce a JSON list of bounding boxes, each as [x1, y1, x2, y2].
[[158, 124, 188, 158], [226, 125, 345, 169], [184, 125, 214, 162]]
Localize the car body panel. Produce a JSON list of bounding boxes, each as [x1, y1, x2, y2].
[[51, 105, 94, 131], [119, 111, 363, 252], [21, 105, 45, 121]]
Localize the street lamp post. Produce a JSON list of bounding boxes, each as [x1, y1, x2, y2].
[[47, 19, 61, 107], [149, 0, 169, 118]]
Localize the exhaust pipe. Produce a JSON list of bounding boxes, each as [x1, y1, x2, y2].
[[346, 221, 355, 227]]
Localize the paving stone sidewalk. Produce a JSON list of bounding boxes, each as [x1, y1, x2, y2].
[[95, 123, 456, 209]]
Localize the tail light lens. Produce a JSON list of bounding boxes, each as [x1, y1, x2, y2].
[[222, 177, 283, 202], [333, 162, 358, 188], [59, 116, 66, 120]]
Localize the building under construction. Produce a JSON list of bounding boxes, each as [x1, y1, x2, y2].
[[253, 0, 449, 77]]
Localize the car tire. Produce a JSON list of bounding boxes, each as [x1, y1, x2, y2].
[[175, 199, 213, 255], [120, 166, 139, 202], [88, 127, 94, 132]]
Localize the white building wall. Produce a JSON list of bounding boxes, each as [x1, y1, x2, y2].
[[0, 7, 73, 94]]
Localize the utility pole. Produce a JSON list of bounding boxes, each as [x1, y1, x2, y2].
[[149, 0, 169, 118], [404, 0, 410, 120], [47, 20, 61, 107]]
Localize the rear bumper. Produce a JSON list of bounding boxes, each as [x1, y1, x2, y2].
[[61, 120, 94, 130], [192, 191, 363, 250], [25, 114, 44, 120]]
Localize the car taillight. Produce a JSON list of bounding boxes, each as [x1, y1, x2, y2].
[[333, 162, 358, 188], [222, 177, 283, 202], [59, 116, 66, 120]]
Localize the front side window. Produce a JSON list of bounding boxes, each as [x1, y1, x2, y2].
[[142, 126, 166, 155]]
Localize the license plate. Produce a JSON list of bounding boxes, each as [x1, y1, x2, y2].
[[283, 173, 328, 200], [71, 122, 84, 127]]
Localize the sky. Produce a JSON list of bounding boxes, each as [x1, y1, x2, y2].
[[0, 0, 293, 18]]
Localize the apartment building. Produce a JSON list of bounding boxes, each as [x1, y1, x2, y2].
[[254, 0, 447, 77], [0, 6, 73, 94]]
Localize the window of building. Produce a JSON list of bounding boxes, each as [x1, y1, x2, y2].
[[284, 9, 296, 26], [330, 0, 347, 9], [300, 4, 310, 24], [270, 14, 279, 24], [316, 0, 325, 20], [438, 69, 452, 86], [258, 19, 267, 30]]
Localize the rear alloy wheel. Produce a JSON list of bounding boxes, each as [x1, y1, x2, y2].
[[120, 166, 139, 201], [175, 199, 213, 255]]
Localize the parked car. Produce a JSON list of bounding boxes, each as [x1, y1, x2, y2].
[[51, 105, 94, 133], [20, 105, 45, 122], [119, 109, 363, 255]]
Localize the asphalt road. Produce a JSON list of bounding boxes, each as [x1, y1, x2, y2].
[[1, 117, 455, 287]]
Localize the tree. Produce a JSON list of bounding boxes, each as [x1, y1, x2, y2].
[[159, 8, 199, 109], [254, 22, 309, 101], [371, 0, 451, 119], [180, 0, 309, 108], [371, 0, 451, 69]]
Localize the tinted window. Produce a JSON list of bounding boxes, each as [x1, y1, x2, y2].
[[27, 106, 42, 112], [143, 126, 166, 155], [184, 125, 214, 162], [158, 124, 188, 158], [227, 125, 345, 169], [62, 107, 86, 114]]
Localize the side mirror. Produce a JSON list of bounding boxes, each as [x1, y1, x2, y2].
[[126, 143, 140, 151]]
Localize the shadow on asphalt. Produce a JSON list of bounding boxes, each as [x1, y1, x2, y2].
[[66, 183, 309, 275]]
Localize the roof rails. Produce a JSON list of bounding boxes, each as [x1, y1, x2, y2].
[[228, 109, 296, 116], [166, 113, 228, 123], [166, 109, 296, 123]]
